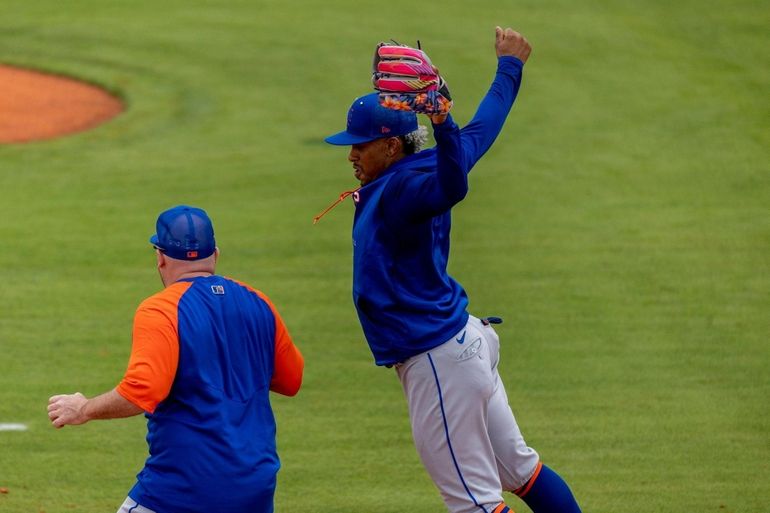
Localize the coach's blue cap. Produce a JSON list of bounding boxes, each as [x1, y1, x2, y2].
[[149, 205, 216, 261], [325, 92, 418, 145]]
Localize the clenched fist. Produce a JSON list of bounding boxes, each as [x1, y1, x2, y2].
[[495, 26, 532, 63]]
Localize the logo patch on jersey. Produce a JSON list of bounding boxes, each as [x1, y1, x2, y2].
[[456, 337, 482, 361], [456, 331, 466, 344], [211, 285, 225, 295]]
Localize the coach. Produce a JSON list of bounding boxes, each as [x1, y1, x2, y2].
[[48, 205, 304, 513]]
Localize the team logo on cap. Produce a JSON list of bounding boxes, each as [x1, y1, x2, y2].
[[187, 251, 198, 259], [381, 126, 391, 134]]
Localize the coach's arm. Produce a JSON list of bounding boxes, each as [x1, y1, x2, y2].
[[48, 389, 143, 428]]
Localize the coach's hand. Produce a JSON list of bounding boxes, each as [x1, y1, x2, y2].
[[48, 392, 89, 428], [495, 26, 531, 63]]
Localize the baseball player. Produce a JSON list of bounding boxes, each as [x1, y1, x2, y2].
[[47, 205, 304, 513], [323, 27, 581, 513]]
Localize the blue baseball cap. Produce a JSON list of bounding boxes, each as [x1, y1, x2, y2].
[[149, 205, 216, 261], [325, 92, 418, 145]]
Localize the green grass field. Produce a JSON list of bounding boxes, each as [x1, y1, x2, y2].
[[1, 1, 768, 511]]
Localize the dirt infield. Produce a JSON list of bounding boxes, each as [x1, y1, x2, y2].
[[0, 64, 123, 144]]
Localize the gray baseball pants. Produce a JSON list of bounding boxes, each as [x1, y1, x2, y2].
[[395, 315, 540, 513]]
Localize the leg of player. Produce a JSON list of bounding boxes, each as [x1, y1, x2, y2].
[[478, 317, 541, 490], [396, 322, 514, 513], [479, 318, 582, 513], [513, 463, 581, 513]]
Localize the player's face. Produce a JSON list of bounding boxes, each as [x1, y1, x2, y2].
[[348, 137, 397, 186]]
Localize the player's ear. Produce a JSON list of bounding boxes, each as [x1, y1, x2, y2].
[[386, 136, 403, 157], [156, 250, 166, 269], [213, 247, 220, 264]]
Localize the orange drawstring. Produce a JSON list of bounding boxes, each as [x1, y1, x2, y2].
[[313, 187, 361, 224]]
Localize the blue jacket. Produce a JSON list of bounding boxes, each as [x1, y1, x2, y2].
[[351, 56, 524, 365]]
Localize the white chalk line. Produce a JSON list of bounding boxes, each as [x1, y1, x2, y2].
[[0, 423, 28, 431]]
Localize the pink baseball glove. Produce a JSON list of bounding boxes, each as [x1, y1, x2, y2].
[[372, 42, 452, 115]]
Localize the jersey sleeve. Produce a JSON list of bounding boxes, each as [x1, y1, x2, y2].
[[116, 289, 185, 413], [255, 291, 304, 396]]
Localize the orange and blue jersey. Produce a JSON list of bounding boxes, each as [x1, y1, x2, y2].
[[116, 275, 303, 513]]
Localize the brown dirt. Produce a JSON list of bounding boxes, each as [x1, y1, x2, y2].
[[0, 64, 124, 144]]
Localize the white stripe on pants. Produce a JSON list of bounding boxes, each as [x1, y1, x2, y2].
[[395, 316, 539, 513]]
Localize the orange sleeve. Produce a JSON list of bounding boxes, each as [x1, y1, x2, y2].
[[116, 282, 190, 413], [255, 291, 304, 396]]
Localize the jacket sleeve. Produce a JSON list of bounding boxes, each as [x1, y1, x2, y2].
[[384, 115, 467, 222], [459, 56, 524, 171], [384, 57, 525, 223]]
